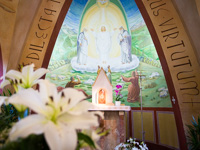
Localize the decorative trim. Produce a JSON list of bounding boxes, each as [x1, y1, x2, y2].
[[42, 0, 73, 69], [0, 44, 3, 93]]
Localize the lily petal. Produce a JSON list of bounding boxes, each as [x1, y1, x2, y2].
[[21, 64, 34, 77], [9, 88, 52, 116], [21, 64, 34, 87], [9, 114, 46, 141], [44, 121, 77, 150], [58, 112, 98, 129], [59, 123, 77, 150], [31, 68, 49, 85], [62, 88, 86, 110], [0, 79, 10, 88], [0, 96, 7, 105], [5, 70, 23, 81], [38, 80, 60, 106], [66, 100, 93, 115]]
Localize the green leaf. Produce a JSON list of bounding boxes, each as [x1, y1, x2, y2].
[[0, 134, 49, 150], [77, 132, 96, 150], [98, 129, 110, 137]]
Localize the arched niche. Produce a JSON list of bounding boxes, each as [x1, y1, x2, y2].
[[18, 0, 200, 150], [42, 0, 187, 149]]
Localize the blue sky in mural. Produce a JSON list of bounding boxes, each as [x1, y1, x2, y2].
[[64, 0, 144, 32]]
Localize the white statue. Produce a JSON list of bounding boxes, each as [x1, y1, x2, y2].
[[77, 28, 88, 65]]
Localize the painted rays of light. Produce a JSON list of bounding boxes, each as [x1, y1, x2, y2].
[[8, 80, 101, 150]]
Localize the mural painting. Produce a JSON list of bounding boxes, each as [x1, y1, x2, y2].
[[46, 0, 172, 107]]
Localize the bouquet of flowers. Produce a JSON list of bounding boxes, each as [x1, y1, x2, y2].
[[0, 64, 104, 150], [114, 84, 123, 101], [115, 138, 148, 150]]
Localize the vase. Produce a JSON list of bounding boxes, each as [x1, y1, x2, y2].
[[115, 101, 121, 106]]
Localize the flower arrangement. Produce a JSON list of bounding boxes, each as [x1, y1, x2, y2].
[[115, 138, 148, 150], [0, 64, 104, 150], [114, 84, 123, 101]]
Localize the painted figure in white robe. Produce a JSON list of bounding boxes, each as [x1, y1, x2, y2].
[[91, 26, 116, 64], [118, 26, 132, 64], [77, 28, 88, 65]]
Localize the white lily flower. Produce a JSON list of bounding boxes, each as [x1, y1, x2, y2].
[[139, 145, 145, 150], [9, 80, 101, 150], [142, 143, 148, 150], [1, 64, 48, 89], [114, 143, 123, 150], [132, 147, 139, 150]]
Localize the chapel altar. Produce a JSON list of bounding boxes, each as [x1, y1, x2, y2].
[[92, 68, 113, 105], [90, 67, 131, 149]]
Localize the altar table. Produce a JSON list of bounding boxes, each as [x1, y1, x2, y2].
[[89, 105, 131, 149]]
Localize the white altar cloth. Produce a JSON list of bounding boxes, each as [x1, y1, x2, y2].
[[89, 105, 131, 111]]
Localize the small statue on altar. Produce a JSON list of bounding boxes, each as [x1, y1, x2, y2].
[[121, 69, 140, 102], [98, 89, 106, 104], [97, 65, 101, 74], [65, 76, 81, 88], [107, 65, 112, 84]]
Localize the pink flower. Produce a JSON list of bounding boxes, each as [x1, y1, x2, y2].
[[115, 90, 119, 95], [116, 85, 122, 89]]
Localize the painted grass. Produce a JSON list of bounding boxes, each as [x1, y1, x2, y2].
[[46, 62, 172, 108]]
